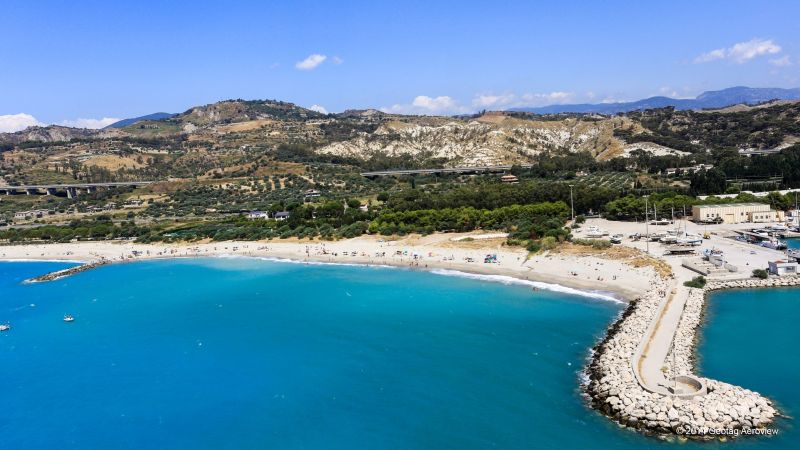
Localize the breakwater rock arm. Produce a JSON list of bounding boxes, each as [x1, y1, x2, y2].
[[24, 260, 108, 283], [583, 275, 800, 438]]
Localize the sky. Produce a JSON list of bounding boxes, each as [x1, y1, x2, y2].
[[1, 0, 798, 131]]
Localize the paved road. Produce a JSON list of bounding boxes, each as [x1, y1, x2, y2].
[[635, 282, 691, 395]]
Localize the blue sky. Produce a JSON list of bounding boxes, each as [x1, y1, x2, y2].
[[1, 0, 798, 131]]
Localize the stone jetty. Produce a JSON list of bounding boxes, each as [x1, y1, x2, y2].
[[585, 275, 800, 438], [24, 260, 109, 283]]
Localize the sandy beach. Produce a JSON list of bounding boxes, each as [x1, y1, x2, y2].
[[0, 231, 662, 301]]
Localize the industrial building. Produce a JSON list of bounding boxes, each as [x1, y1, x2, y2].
[[692, 203, 785, 224]]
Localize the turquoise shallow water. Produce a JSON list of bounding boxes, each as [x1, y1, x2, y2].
[[0, 258, 796, 449]]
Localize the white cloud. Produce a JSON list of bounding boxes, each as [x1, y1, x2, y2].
[[412, 95, 458, 111], [769, 55, 792, 67], [520, 91, 573, 105], [295, 54, 327, 70], [0, 113, 124, 133], [0, 113, 43, 133], [470, 91, 575, 110], [472, 93, 516, 108], [308, 104, 328, 114], [694, 48, 726, 63], [59, 117, 120, 129], [695, 38, 781, 64], [382, 95, 469, 115]]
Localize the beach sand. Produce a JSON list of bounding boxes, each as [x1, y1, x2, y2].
[[0, 232, 659, 301]]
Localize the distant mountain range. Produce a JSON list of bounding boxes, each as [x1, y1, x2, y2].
[[510, 87, 800, 115], [105, 112, 175, 129]]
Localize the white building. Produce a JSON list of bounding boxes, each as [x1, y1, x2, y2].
[[247, 210, 269, 219], [692, 203, 785, 224], [768, 260, 798, 276]]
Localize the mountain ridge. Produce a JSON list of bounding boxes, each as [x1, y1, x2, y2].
[[510, 86, 800, 114], [105, 113, 176, 129]]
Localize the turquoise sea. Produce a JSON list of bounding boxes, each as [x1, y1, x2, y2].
[[0, 258, 796, 449]]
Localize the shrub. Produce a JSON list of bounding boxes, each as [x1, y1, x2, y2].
[[683, 276, 707, 289], [540, 236, 559, 251], [752, 269, 769, 279], [526, 240, 542, 253], [572, 238, 612, 250]]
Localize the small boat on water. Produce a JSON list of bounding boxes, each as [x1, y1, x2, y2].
[[761, 239, 788, 250], [63, 314, 75, 323], [0, 324, 10, 332]]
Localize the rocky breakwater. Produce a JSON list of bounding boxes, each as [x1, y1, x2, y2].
[[25, 260, 108, 283], [585, 275, 779, 438]]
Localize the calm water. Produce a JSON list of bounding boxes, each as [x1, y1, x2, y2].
[[787, 238, 800, 250], [697, 287, 800, 449], [0, 259, 795, 449]]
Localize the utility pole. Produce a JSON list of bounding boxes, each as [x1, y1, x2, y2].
[[644, 195, 650, 255], [569, 184, 575, 223]]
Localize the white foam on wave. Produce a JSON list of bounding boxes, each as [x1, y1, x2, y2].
[[213, 254, 396, 269], [0, 258, 87, 264], [429, 269, 624, 304], [210, 254, 623, 303]]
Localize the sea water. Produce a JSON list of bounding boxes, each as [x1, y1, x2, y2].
[[696, 287, 800, 449], [0, 259, 795, 449]]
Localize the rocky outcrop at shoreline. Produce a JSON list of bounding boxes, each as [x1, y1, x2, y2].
[[24, 260, 108, 283], [585, 275, 800, 438]]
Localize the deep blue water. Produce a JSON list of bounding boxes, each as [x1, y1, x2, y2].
[[698, 287, 800, 449], [0, 258, 796, 449], [786, 238, 800, 250]]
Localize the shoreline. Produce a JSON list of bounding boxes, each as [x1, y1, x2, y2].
[[4, 234, 797, 440], [0, 235, 654, 301], [5, 249, 627, 304]]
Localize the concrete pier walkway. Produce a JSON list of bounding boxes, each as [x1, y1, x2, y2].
[[633, 282, 705, 396]]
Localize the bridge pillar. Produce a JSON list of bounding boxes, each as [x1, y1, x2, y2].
[[46, 187, 57, 196], [85, 186, 96, 194], [26, 188, 38, 195], [66, 187, 77, 199]]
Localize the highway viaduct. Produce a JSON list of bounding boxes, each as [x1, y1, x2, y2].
[[0, 181, 153, 199]]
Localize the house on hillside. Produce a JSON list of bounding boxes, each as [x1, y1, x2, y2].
[[304, 189, 321, 200], [274, 211, 291, 221], [500, 174, 518, 184], [247, 210, 269, 219]]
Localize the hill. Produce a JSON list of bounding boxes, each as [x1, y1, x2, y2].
[[2, 94, 799, 172], [105, 113, 175, 129]]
